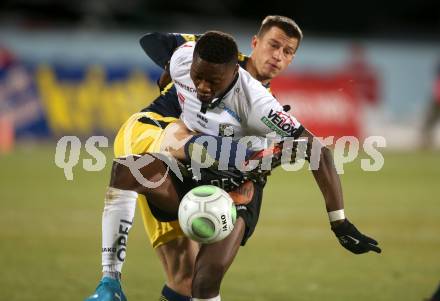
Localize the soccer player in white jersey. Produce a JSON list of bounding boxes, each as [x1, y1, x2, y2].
[[86, 31, 381, 301], [86, 16, 308, 301]]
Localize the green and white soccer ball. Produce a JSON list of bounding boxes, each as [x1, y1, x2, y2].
[[178, 185, 237, 244]]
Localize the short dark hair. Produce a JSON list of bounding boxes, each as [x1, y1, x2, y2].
[[257, 15, 303, 43], [194, 31, 238, 65]]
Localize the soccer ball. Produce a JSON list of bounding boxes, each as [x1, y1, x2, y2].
[[178, 185, 237, 244]]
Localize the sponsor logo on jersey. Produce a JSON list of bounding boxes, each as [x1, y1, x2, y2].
[[197, 113, 208, 123], [219, 124, 234, 137], [218, 103, 241, 122], [197, 120, 207, 128], [260, 109, 299, 137], [175, 80, 196, 94], [177, 92, 185, 103]]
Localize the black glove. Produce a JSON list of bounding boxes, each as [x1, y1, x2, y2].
[[331, 219, 381, 254]]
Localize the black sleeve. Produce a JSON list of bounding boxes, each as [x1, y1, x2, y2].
[[139, 32, 200, 70], [140, 85, 182, 118]]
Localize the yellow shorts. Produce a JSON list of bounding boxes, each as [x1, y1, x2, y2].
[[113, 111, 185, 248]]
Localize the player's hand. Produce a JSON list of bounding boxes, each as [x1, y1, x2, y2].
[[331, 219, 381, 254]]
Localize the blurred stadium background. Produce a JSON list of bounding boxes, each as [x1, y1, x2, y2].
[[0, 1, 439, 300]]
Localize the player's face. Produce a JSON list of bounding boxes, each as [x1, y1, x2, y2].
[[190, 55, 238, 103], [251, 26, 299, 82]]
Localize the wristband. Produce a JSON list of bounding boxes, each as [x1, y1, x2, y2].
[[328, 209, 345, 222]]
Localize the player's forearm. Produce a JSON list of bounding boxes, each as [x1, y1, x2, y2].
[[311, 146, 344, 213], [158, 70, 172, 90], [310, 145, 381, 254]]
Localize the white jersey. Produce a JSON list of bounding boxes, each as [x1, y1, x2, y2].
[[169, 41, 303, 150]]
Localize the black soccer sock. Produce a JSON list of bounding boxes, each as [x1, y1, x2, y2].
[[159, 285, 191, 301]]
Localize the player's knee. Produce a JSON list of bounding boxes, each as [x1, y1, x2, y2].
[[109, 158, 140, 191], [192, 263, 226, 297], [110, 154, 170, 193]]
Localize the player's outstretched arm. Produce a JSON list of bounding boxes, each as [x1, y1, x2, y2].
[[300, 129, 382, 255], [140, 32, 199, 69], [140, 32, 200, 90]]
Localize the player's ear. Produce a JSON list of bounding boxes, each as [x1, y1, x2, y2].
[[251, 35, 258, 49]]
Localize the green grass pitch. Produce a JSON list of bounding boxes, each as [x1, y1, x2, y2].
[[0, 144, 439, 300]]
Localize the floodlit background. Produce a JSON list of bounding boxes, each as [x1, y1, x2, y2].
[[0, 1, 439, 300]]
